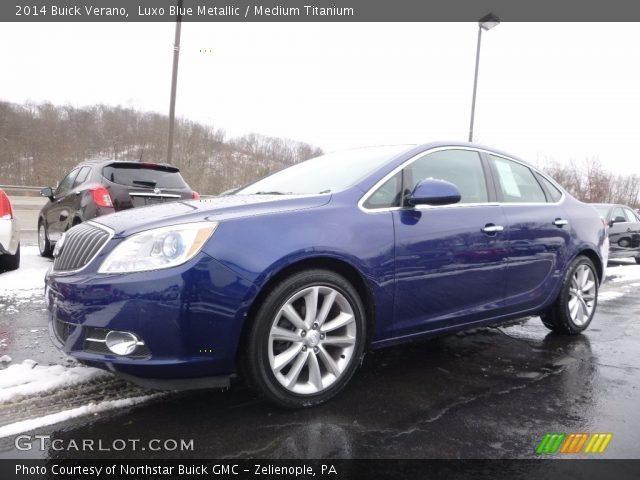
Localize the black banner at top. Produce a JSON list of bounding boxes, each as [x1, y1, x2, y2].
[[3, 0, 640, 22]]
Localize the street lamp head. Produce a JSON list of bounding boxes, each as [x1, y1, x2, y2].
[[478, 13, 500, 31]]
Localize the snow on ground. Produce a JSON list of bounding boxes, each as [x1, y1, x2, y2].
[[606, 260, 640, 284], [0, 359, 108, 403], [0, 394, 162, 438], [0, 246, 50, 306], [599, 290, 627, 302]]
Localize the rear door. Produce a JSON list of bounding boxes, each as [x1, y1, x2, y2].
[[391, 148, 509, 336], [487, 154, 571, 313], [101, 163, 192, 211]]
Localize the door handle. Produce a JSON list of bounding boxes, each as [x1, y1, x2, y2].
[[481, 224, 504, 234], [553, 218, 568, 227]]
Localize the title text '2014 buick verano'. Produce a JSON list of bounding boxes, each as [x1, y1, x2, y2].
[[45, 142, 607, 407]]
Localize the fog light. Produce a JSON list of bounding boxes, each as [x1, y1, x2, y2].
[[105, 331, 141, 356]]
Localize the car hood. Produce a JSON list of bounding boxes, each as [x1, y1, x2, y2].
[[92, 194, 331, 237]]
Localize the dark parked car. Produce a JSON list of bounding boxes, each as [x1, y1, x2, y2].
[[592, 203, 640, 264], [46, 142, 607, 408], [38, 159, 199, 257]]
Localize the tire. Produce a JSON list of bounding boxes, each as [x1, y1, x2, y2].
[[38, 221, 53, 258], [0, 243, 20, 271], [635, 257, 640, 265], [541, 256, 598, 335], [243, 269, 367, 408]]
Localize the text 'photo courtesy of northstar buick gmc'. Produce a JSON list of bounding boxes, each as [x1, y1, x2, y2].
[[45, 142, 608, 408]]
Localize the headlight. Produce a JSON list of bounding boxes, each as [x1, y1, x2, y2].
[[98, 222, 218, 274]]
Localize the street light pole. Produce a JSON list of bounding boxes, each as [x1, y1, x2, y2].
[[468, 13, 500, 143], [167, 0, 183, 164]]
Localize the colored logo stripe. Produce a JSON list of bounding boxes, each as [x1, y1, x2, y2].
[[536, 433, 566, 454], [560, 433, 589, 453], [584, 433, 613, 453], [537, 433, 613, 454]]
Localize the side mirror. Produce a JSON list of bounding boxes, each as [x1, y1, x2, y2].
[[40, 187, 54, 200], [612, 216, 626, 224], [406, 178, 461, 207]]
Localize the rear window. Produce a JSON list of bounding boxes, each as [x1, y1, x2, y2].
[[102, 164, 187, 189]]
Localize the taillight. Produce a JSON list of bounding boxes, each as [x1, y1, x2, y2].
[[192, 191, 200, 199], [90, 186, 114, 208], [0, 190, 13, 219], [600, 217, 608, 230]]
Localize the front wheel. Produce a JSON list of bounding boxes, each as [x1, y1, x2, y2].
[[243, 269, 366, 408], [541, 256, 598, 334], [38, 221, 53, 258]]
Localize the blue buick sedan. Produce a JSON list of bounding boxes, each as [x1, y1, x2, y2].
[[46, 142, 607, 407]]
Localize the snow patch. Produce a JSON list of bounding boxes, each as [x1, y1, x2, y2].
[[0, 246, 50, 300], [599, 290, 626, 302], [0, 359, 108, 403], [0, 394, 161, 438], [606, 263, 640, 284]]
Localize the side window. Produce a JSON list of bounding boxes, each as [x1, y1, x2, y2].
[[490, 155, 546, 203], [363, 172, 402, 209], [611, 207, 626, 223], [624, 208, 639, 223], [73, 166, 91, 187], [535, 173, 563, 202], [55, 169, 80, 196], [404, 150, 488, 204]]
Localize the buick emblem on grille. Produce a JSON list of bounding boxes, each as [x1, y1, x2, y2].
[[153, 187, 161, 194]]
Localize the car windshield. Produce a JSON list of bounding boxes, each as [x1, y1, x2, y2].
[[593, 205, 611, 218], [236, 145, 411, 195]]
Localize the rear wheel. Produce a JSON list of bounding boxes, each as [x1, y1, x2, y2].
[[243, 269, 366, 408], [541, 256, 598, 334], [0, 243, 20, 271], [38, 221, 53, 257]]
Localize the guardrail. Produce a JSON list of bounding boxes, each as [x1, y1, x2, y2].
[[0, 184, 45, 193]]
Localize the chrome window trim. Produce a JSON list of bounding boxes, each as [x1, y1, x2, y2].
[[357, 145, 565, 213], [51, 221, 115, 275]]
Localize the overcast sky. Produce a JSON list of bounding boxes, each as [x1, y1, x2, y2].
[[1, 22, 639, 174]]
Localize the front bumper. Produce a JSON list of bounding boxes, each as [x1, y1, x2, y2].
[[46, 252, 256, 382]]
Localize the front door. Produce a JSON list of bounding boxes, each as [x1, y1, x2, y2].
[[391, 149, 508, 337]]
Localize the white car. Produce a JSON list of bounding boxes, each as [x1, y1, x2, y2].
[[0, 188, 20, 271]]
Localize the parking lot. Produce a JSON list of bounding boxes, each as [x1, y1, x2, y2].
[[0, 197, 639, 459]]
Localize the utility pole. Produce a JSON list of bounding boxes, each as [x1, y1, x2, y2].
[[167, 0, 183, 164]]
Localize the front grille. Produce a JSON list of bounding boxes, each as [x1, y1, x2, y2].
[[53, 222, 111, 272], [53, 317, 76, 343]]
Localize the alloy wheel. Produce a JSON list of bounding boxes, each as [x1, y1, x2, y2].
[[38, 224, 46, 253], [568, 264, 596, 326], [268, 285, 357, 395]]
